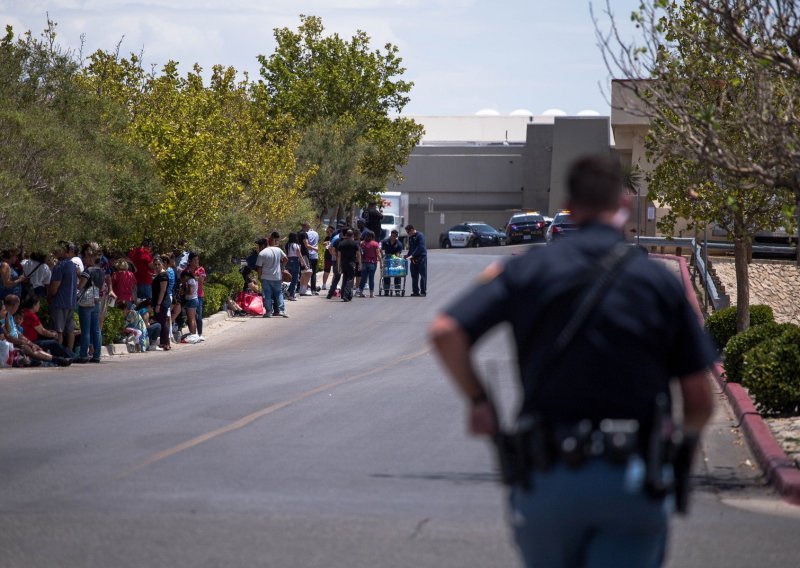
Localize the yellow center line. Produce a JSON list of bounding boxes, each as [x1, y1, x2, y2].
[[114, 345, 432, 480]]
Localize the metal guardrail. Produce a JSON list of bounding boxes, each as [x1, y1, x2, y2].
[[633, 235, 797, 310], [634, 236, 736, 310]]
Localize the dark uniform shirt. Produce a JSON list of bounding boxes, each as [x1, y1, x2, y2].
[[365, 207, 383, 235], [407, 232, 427, 259], [381, 238, 403, 256], [445, 222, 717, 431], [337, 238, 359, 265]]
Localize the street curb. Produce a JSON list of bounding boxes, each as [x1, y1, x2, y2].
[[670, 253, 800, 506], [101, 310, 231, 357]]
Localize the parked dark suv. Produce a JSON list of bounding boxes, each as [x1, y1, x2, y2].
[[545, 211, 579, 243], [504, 212, 546, 244]]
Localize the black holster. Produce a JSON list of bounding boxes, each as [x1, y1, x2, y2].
[[493, 413, 552, 491]]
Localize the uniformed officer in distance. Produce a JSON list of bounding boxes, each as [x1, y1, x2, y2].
[[429, 155, 716, 568]]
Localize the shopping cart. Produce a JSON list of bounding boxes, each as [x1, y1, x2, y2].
[[378, 256, 408, 296]]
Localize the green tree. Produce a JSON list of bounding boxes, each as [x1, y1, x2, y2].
[[82, 54, 310, 249], [256, 15, 423, 219], [0, 21, 159, 251], [597, 1, 796, 332], [641, 2, 793, 332], [597, 0, 800, 264]]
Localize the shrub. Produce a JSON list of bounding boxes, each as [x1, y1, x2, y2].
[[202, 284, 228, 317], [705, 304, 774, 350], [723, 322, 797, 383], [741, 327, 800, 415], [209, 266, 245, 296], [102, 305, 126, 344]]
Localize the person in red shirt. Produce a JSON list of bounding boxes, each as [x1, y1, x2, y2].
[[187, 252, 207, 341], [357, 231, 382, 298], [111, 257, 137, 304], [19, 296, 75, 360], [128, 239, 154, 300]]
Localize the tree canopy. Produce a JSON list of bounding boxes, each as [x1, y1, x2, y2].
[[1, 15, 421, 270], [256, 15, 423, 220]]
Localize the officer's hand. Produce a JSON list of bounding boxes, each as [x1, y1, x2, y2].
[[469, 401, 498, 437]]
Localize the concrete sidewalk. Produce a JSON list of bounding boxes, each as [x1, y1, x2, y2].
[[657, 254, 800, 506]]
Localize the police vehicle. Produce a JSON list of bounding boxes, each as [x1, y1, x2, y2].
[[504, 211, 547, 243], [545, 210, 579, 243], [440, 222, 508, 248]]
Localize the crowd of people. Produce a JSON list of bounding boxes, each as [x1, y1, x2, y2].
[[0, 239, 209, 368], [1, 210, 429, 369], [241, 213, 427, 314]]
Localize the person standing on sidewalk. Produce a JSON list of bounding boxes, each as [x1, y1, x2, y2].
[[404, 225, 427, 296], [128, 239, 154, 300], [187, 253, 207, 340], [429, 155, 716, 568], [326, 221, 346, 299], [381, 229, 404, 295], [47, 242, 77, 351], [299, 222, 319, 295], [364, 201, 383, 240], [357, 230, 380, 298], [256, 234, 288, 317], [321, 225, 334, 292], [336, 229, 361, 302]]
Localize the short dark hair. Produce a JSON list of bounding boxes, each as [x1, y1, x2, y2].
[[345, 229, 354, 237], [270, 231, 281, 240], [567, 155, 624, 211], [405, 224, 415, 231]]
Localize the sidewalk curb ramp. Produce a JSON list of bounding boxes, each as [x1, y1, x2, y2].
[[668, 253, 800, 506]]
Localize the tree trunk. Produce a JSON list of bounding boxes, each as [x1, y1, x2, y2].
[[795, 191, 800, 265], [733, 231, 750, 334]]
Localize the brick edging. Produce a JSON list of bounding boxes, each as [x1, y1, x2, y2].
[[667, 253, 800, 505]]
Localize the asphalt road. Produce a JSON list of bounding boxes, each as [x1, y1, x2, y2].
[[1, 244, 798, 567]]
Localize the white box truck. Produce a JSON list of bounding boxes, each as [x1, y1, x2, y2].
[[379, 191, 409, 244]]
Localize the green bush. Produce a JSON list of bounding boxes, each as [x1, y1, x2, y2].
[[741, 327, 800, 415], [723, 322, 797, 383], [705, 304, 775, 350], [102, 305, 126, 345], [209, 266, 245, 296], [202, 284, 228, 317]]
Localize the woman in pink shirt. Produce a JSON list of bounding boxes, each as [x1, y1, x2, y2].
[[357, 231, 381, 298]]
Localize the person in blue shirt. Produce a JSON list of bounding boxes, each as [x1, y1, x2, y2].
[[404, 225, 427, 296]]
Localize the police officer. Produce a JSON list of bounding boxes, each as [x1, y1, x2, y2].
[[404, 224, 427, 296], [429, 155, 716, 568]]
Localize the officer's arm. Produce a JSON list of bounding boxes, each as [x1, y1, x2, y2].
[[678, 370, 714, 434], [429, 314, 497, 436]]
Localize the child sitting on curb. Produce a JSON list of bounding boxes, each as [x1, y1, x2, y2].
[[121, 302, 149, 353]]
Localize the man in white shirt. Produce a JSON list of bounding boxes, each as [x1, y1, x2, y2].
[[300, 222, 320, 295], [255, 233, 288, 318]]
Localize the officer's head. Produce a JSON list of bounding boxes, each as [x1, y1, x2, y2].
[[566, 155, 627, 218]]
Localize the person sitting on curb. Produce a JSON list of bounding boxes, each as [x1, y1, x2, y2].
[[2, 295, 72, 367], [19, 296, 75, 360], [120, 302, 150, 353], [135, 300, 164, 349]]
